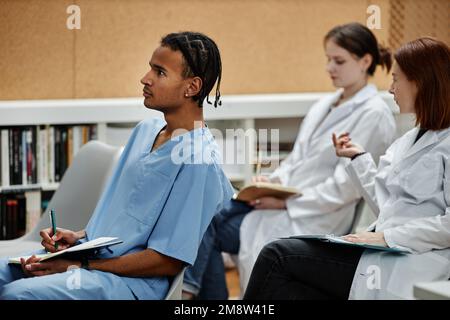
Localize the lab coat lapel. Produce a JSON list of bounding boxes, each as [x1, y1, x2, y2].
[[402, 130, 438, 159], [299, 91, 341, 145], [390, 128, 418, 166], [313, 84, 378, 138], [393, 127, 450, 168]]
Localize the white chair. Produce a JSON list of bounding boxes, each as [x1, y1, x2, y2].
[[0, 141, 123, 258], [165, 267, 186, 300]]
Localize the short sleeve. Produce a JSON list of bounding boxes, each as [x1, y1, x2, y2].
[[146, 163, 227, 265]]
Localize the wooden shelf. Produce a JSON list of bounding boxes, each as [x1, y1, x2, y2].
[[0, 183, 59, 193]]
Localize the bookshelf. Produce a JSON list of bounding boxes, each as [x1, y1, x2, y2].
[[0, 91, 400, 239], [0, 125, 98, 191], [0, 123, 99, 239]]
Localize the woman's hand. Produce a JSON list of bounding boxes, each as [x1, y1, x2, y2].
[[249, 197, 286, 210], [341, 232, 388, 247], [252, 175, 271, 183], [39, 228, 82, 253], [332, 132, 364, 159], [21, 256, 81, 277]]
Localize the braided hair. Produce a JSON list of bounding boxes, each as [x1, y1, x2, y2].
[[161, 32, 222, 108]]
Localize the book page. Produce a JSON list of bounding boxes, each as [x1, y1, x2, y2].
[[8, 237, 121, 264], [65, 237, 119, 252]]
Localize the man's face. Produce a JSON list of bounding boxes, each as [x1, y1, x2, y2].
[[140, 46, 188, 111]]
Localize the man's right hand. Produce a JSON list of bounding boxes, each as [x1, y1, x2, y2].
[[39, 228, 82, 252]]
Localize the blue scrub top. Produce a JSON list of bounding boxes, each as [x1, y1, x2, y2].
[[84, 117, 234, 299]]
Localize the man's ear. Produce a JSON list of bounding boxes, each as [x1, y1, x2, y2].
[[185, 77, 203, 97]]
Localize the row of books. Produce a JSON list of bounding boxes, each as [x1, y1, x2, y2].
[[0, 191, 41, 240], [0, 125, 97, 187]]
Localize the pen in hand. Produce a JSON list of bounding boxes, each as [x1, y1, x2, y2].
[[49, 209, 58, 250]]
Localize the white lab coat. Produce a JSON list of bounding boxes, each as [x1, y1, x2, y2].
[[346, 127, 450, 299], [238, 84, 397, 292]]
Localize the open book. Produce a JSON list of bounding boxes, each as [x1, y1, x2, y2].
[[234, 182, 301, 202], [287, 234, 410, 254], [8, 237, 123, 264]]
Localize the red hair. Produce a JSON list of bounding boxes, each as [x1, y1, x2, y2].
[[394, 37, 450, 130]]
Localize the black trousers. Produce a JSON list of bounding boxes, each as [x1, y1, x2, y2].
[[243, 238, 364, 300]]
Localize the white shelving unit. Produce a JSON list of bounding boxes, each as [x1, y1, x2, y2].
[[0, 92, 397, 123], [0, 91, 397, 188]]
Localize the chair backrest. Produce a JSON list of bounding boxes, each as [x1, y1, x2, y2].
[[23, 141, 123, 241], [165, 268, 186, 300], [349, 198, 365, 234]]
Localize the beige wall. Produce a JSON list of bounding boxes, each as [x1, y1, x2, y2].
[[0, 0, 447, 100], [0, 0, 75, 99]]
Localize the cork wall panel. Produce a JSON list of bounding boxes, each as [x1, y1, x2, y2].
[[0, 0, 75, 100], [393, 0, 449, 48], [5, 0, 443, 99], [74, 0, 380, 98]]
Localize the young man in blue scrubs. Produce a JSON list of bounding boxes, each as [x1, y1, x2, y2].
[[0, 32, 234, 300]]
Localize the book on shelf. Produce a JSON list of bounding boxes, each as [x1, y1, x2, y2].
[[1, 129, 9, 187], [0, 194, 25, 239], [233, 182, 301, 202], [25, 190, 41, 234], [54, 126, 61, 182], [12, 127, 22, 185], [48, 125, 55, 184]]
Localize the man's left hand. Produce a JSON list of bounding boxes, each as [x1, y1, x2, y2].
[[21, 256, 81, 277]]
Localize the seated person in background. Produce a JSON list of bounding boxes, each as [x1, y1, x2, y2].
[[244, 37, 450, 300], [0, 31, 234, 300], [183, 22, 397, 300]]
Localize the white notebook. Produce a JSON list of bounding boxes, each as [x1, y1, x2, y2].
[[286, 234, 410, 254], [8, 237, 123, 264]]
